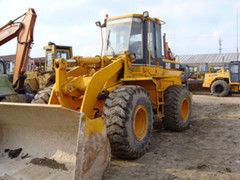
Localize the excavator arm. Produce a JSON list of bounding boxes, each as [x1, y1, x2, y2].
[[0, 8, 37, 89], [163, 33, 175, 61]]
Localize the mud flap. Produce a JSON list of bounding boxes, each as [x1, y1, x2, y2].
[[75, 113, 111, 180]]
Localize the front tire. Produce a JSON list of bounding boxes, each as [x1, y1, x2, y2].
[[163, 85, 192, 131], [103, 86, 153, 159], [210, 80, 229, 97], [31, 85, 53, 104]]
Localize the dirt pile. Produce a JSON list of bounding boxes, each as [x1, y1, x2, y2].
[[30, 157, 68, 171]]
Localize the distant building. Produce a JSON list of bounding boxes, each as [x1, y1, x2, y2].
[[176, 53, 239, 66], [0, 55, 45, 73]]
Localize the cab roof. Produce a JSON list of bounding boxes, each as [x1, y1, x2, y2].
[[107, 14, 166, 25]]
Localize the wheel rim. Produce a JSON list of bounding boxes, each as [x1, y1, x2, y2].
[[181, 97, 190, 122], [133, 105, 148, 141]]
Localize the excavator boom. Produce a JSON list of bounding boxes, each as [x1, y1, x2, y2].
[[163, 33, 175, 61], [0, 8, 36, 87], [0, 24, 21, 46]]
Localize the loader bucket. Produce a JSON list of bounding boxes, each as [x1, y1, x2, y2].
[[0, 103, 111, 180], [187, 79, 209, 94]]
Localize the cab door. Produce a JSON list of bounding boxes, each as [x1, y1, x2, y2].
[[146, 20, 162, 67], [230, 62, 240, 83], [147, 20, 156, 66]]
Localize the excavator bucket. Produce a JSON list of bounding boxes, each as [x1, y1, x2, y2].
[[0, 103, 111, 180]]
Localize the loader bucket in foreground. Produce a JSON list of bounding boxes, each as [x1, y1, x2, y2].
[[0, 103, 111, 180]]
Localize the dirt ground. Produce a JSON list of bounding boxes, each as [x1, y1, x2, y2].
[[105, 95, 240, 180]]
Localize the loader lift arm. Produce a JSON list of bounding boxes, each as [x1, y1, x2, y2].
[[0, 8, 37, 90]]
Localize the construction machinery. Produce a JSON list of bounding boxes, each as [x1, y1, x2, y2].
[[0, 8, 37, 102], [44, 41, 73, 72], [25, 42, 73, 102], [187, 63, 215, 93], [0, 60, 16, 100], [163, 33, 175, 61], [203, 61, 240, 96], [0, 8, 71, 102], [0, 11, 192, 179]]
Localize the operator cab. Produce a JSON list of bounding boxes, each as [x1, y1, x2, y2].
[[198, 63, 208, 73], [104, 12, 171, 67], [44, 42, 73, 71], [229, 61, 240, 83], [180, 65, 190, 83]]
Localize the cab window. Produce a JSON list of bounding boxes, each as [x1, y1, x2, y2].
[[129, 19, 143, 59], [155, 23, 162, 58], [46, 53, 52, 67], [231, 64, 239, 74], [57, 51, 68, 59], [147, 21, 156, 65]]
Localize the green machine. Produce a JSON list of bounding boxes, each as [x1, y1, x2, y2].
[[0, 60, 16, 101]]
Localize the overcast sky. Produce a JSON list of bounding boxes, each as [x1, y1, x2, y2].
[[0, 0, 239, 57]]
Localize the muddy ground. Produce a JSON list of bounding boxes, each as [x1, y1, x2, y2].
[[105, 95, 240, 180]]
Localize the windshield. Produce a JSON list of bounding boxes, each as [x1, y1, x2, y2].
[[231, 64, 239, 74], [105, 17, 143, 58], [198, 63, 208, 72], [57, 51, 69, 59]]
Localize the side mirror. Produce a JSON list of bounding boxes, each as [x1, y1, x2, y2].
[[129, 53, 136, 60], [95, 21, 101, 27]]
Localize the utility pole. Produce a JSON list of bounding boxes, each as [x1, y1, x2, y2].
[[218, 38, 222, 54]]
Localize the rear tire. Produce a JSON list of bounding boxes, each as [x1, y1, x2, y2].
[[163, 85, 192, 131], [31, 85, 53, 104], [210, 80, 229, 97], [103, 86, 153, 159]]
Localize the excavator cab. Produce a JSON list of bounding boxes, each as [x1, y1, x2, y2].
[[43, 42, 72, 71], [229, 61, 240, 83]]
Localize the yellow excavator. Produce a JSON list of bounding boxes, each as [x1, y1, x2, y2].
[[0, 11, 192, 179]]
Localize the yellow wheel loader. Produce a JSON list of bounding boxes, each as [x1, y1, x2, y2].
[[187, 63, 214, 93], [27, 42, 73, 103], [0, 11, 192, 179], [203, 61, 240, 97]]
